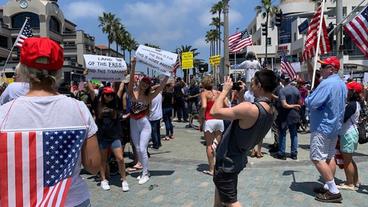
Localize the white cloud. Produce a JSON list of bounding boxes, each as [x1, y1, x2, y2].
[[65, 2, 105, 19], [229, 10, 243, 25]]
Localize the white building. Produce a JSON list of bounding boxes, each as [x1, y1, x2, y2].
[[234, 0, 367, 79]]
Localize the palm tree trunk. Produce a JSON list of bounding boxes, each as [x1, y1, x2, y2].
[[218, 11, 221, 56]]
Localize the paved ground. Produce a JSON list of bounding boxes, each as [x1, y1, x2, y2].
[[82, 122, 368, 207]]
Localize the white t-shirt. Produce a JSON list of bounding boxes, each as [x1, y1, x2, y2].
[[0, 82, 30, 105], [237, 60, 262, 83], [149, 93, 163, 121], [244, 90, 255, 102], [0, 95, 97, 207]]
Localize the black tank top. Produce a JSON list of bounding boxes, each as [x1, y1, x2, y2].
[[216, 101, 274, 173]]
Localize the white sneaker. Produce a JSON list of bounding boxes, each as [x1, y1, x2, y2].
[[122, 180, 129, 192], [138, 175, 150, 184], [136, 175, 141, 180], [100, 180, 110, 191]]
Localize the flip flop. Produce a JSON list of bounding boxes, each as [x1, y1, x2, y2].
[[126, 167, 143, 173], [337, 183, 356, 191], [202, 170, 213, 176]]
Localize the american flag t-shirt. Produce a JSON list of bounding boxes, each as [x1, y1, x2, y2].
[[0, 128, 87, 207], [15, 18, 33, 48]]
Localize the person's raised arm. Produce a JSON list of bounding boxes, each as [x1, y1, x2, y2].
[[117, 81, 125, 99], [150, 75, 169, 100], [128, 57, 136, 97]]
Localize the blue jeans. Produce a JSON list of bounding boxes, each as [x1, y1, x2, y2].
[[278, 123, 298, 156], [163, 107, 173, 136], [150, 119, 161, 148]]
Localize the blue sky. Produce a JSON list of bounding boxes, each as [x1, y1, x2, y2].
[[0, 0, 270, 59]]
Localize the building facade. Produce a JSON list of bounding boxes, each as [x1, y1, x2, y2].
[[233, 0, 367, 78], [0, 0, 122, 83]]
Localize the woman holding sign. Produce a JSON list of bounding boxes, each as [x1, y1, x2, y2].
[[128, 57, 169, 184]]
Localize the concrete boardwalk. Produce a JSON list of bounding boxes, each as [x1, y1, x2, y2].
[[83, 122, 368, 207]]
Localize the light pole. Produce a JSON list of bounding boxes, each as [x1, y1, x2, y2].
[[336, 0, 344, 74], [223, 0, 230, 77]]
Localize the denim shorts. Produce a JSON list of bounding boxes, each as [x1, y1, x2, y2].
[[310, 132, 338, 161], [99, 139, 122, 150]]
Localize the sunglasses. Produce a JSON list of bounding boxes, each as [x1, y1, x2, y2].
[[104, 93, 114, 97]]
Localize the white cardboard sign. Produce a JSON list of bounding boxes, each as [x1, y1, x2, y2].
[[135, 45, 177, 76], [83, 55, 127, 81]]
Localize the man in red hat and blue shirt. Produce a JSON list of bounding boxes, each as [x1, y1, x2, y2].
[[305, 56, 347, 203]]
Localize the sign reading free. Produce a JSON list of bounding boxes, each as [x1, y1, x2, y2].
[[83, 55, 127, 81]]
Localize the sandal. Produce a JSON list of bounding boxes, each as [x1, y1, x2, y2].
[[163, 137, 170, 141], [337, 183, 356, 191], [126, 165, 143, 173], [202, 170, 213, 176], [256, 153, 264, 158]]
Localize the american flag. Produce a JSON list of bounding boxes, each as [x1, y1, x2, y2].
[[302, 6, 331, 61], [228, 32, 242, 48], [343, 5, 368, 58], [281, 54, 298, 80], [15, 18, 33, 47], [172, 56, 181, 75], [230, 31, 253, 53], [0, 128, 87, 207]]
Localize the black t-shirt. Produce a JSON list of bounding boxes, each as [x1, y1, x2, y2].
[[162, 91, 174, 108], [188, 85, 200, 102], [278, 85, 301, 124]]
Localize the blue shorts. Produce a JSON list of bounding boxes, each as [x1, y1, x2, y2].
[[340, 128, 358, 153], [99, 139, 122, 150]]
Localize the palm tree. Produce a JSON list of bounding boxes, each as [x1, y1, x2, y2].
[[205, 29, 219, 57], [209, 17, 223, 54], [255, 0, 278, 66], [176, 45, 200, 82], [126, 36, 138, 64], [98, 12, 119, 56], [210, 1, 225, 55]]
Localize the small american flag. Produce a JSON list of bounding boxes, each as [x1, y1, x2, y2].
[[230, 31, 253, 53], [302, 6, 331, 61], [172, 56, 181, 75], [281, 54, 298, 80], [15, 18, 33, 48], [228, 32, 242, 49], [0, 128, 87, 207], [343, 5, 368, 58]]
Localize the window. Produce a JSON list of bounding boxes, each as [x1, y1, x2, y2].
[[343, 7, 347, 18], [49, 16, 60, 33], [11, 12, 40, 28], [0, 36, 8, 48], [327, 7, 336, 18], [294, 32, 297, 42], [267, 37, 271, 46]]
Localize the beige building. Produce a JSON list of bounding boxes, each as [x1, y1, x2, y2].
[[0, 0, 122, 82]]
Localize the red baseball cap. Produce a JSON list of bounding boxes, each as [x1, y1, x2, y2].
[[318, 56, 340, 71], [20, 37, 64, 71], [103, 86, 115, 94], [346, 81, 363, 94]]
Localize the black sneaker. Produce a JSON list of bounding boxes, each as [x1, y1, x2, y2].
[[315, 191, 342, 203], [275, 154, 286, 160], [290, 154, 298, 160]]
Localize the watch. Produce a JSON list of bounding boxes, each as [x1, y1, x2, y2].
[[19, 0, 28, 9]]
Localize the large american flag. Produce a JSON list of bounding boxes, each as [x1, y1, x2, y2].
[[343, 6, 368, 58], [281, 54, 298, 80], [228, 32, 242, 49], [230, 31, 253, 53], [0, 128, 87, 207], [15, 18, 33, 48], [302, 6, 331, 61]]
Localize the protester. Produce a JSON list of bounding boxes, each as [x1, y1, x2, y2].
[[0, 64, 30, 105], [305, 56, 347, 203], [297, 80, 309, 132], [96, 85, 129, 192], [337, 81, 362, 191], [174, 77, 188, 122], [149, 83, 163, 150], [128, 57, 169, 184], [211, 70, 278, 207], [187, 79, 201, 115], [200, 76, 224, 176], [0, 37, 101, 206], [276, 75, 301, 160], [233, 51, 261, 84], [162, 82, 175, 140]]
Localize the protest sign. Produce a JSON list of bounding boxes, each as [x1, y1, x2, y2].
[[291, 62, 301, 72], [83, 55, 127, 81], [209, 55, 221, 66], [181, 52, 193, 69], [135, 45, 177, 76]]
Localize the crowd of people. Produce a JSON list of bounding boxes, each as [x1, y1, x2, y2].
[[0, 37, 367, 207]]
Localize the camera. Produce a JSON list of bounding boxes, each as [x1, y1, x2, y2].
[[232, 82, 242, 91]]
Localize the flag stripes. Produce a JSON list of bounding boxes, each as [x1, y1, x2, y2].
[[343, 6, 368, 58], [302, 6, 331, 61]]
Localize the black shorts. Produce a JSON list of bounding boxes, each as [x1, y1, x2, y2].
[[213, 169, 239, 204]]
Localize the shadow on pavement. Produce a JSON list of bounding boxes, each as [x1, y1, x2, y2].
[[196, 163, 209, 173], [357, 184, 368, 195], [129, 170, 175, 179], [283, 170, 319, 197]]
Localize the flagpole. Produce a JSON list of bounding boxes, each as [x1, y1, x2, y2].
[[1, 17, 29, 81], [311, 1, 326, 89]]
